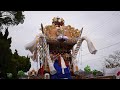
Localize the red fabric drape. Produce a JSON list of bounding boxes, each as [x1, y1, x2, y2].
[[38, 66, 44, 76], [65, 61, 69, 67], [58, 55, 61, 66], [117, 71, 120, 76]]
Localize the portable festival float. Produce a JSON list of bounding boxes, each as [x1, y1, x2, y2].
[[25, 17, 97, 79]]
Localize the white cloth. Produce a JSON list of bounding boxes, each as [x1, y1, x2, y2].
[[60, 55, 67, 74], [37, 57, 40, 69], [46, 45, 57, 75], [82, 36, 97, 54], [25, 33, 44, 53], [29, 58, 39, 72], [47, 57, 57, 75], [72, 36, 97, 75], [44, 73, 50, 79], [72, 59, 79, 73]]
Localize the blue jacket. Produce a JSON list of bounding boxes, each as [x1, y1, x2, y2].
[[51, 60, 72, 79]]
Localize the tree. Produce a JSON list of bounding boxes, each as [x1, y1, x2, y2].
[[84, 65, 91, 73], [105, 50, 120, 68], [17, 70, 25, 78], [92, 69, 98, 76], [7, 73, 13, 79], [0, 11, 25, 30], [0, 11, 25, 78], [0, 28, 30, 79], [0, 28, 12, 78], [11, 50, 30, 78], [14, 55, 30, 72]]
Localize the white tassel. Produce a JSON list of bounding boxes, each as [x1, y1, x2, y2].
[[62, 68, 65, 74], [82, 36, 97, 54], [25, 33, 43, 53], [72, 36, 97, 75], [60, 55, 66, 74], [47, 45, 57, 75]]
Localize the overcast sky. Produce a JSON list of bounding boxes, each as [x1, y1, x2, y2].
[[8, 11, 120, 71]]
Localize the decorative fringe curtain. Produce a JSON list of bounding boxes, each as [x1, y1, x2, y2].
[[72, 36, 97, 75]]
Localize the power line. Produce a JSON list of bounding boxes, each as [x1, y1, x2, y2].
[[78, 11, 120, 69], [82, 16, 120, 51], [83, 12, 115, 35], [99, 41, 120, 51], [77, 13, 120, 66], [82, 29, 120, 51], [80, 44, 82, 65], [82, 13, 120, 50], [86, 11, 119, 36], [82, 56, 107, 63], [89, 16, 120, 48], [82, 41, 120, 56]]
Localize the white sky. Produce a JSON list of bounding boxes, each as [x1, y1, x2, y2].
[[8, 11, 120, 71]]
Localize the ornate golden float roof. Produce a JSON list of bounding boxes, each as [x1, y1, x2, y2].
[[52, 17, 65, 27], [43, 17, 81, 45]]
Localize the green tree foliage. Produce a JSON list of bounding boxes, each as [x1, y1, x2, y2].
[[7, 73, 13, 79], [12, 50, 31, 72], [84, 66, 103, 77], [0, 11, 27, 79], [92, 69, 98, 76], [92, 69, 103, 76], [0, 28, 30, 79], [11, 49, 30, 78], [0, 28, 12, 78], [17, 70, 25, 77], [84, 65, 91, 73], [0, 11, 25, 30]]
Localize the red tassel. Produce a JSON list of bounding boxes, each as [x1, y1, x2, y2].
[[58, 55, 61, 66], [38, 66, 44, 76], [117, 71, 120, 76], [65, 61, 69, 67]]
